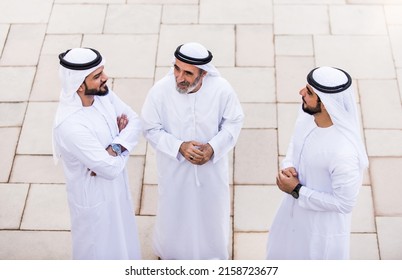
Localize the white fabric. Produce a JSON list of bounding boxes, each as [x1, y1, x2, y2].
[[267, 67, 368, 259], [173, 42, 220, 76], [141, 73, 244, 259], [53, 49, 142, 259], [267, 126, 361, 259], [53, 91, 142, 259]]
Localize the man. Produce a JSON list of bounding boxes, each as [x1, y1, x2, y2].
[[141, 42, 244, 259], [53, 48, 142, 259], [266, 66, 369, 260]]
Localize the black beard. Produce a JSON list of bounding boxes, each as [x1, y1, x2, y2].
[[302, 100, 321, 115], [84, 84, 109, 96]]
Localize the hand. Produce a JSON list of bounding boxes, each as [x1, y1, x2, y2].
[[276, 168, 300, 194], [179, 141, 205, 164], [117, 114, 128, 133], [196, 143, 214, 165]]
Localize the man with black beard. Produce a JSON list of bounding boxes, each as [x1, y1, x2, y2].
[[53, 48, 142, 259], [266, 66, 368, 259]]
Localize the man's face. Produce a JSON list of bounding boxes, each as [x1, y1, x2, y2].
[[173, 59, 204, 94], [300, 84, 322, 115], [83, 66, 109, 96]]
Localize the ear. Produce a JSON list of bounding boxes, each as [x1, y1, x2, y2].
[[77, 83, 85, 93]]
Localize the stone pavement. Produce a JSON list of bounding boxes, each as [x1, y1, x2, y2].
[[0, 0, 401, 260]]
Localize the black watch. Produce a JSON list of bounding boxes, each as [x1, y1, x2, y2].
[[291, 183, 302, 199]]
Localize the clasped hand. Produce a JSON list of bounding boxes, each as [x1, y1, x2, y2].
[[180, 141, 214, 165], [276, 167, 300, 194]]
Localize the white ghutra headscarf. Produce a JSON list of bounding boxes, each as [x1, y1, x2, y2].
[[289, 66, 369, 171], [52, 48, 105, 163], [171, 42, 220, 77]]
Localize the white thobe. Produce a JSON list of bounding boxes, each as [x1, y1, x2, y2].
[[141, 73, 244, 260], [267, 125, 362, 260], [53, 91, 142, 260]]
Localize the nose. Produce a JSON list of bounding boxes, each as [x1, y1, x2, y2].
[[101, 72, 108, 82], [176, 71, 185, 83], [299, 87, 306, 96]]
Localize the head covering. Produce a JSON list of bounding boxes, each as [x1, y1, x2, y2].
[[172, 42, 220, 76], [53, 47, 105, 163], [304, 66, 369, 170]]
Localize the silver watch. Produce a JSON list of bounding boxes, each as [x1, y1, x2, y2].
[[111, 143, 122, 156]]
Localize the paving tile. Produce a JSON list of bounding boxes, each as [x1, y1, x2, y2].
[[0, 183, 29, 229], [10, 155, 65, 184], [30, 56, 61, 102], [162, 4, 198, 24], [112, 78, 153, 115], [276, 56, 315, 103], [47, 4, 107, 34], [398, 68, 402, 102], [275, 35, 313, 56], [0, 102, 27, 127], [370, 158, 402, 216], [128, 156, 145, 215], [350, 233, 379, 260], [136, 215, 158, 260], [376, 217, 402, 260], [384, 5, 402, 24], [0, 67, 35, 102], [42, 35, 83, 55], [330, 5, 387, 35], [154, 67, 171, 83], [140, 184, 158, 216], [314, 35, 395, 79], [236, 25, 274, 67], [359, 80, 402, 129], [157, 24, 235, 67], [0, 128, 20, 182], [0, 230, 71, 260], [0, 0, 52, 23], [56, 0, 124, 3], [274, 5, 329, 34], [21, 184, 70, 231], [242, 103, 277, 129], [233, 232, 268, 260], [0, 24, 46, 66], [0, 24, 9, 56], [235, 129, 278, 185], [17, 102, 58, 155], [277, 103, 302, 156], [234, 185, 283, 232], [219, 67, 275, 103], [365, 129, 402, 156], [349, 0, 402, 3], [105, 4, 162, 34], [200, 0, 272, 24], [82, 34, 158, 78], [389, 26, 402, 68], [128, 0, 197, 3], [144, 144, 158, 185], [351, 186, 376, 233]]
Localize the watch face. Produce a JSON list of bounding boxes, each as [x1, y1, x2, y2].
[[291, 191, 299, 199], [112, 144, 121, 154]]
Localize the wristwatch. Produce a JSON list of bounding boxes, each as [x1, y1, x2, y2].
[[111, 143, 122, 156], [291, 183, 302, 199]]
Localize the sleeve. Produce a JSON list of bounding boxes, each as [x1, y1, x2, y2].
[[141, 90, 184, 161], [58, 121, 128, 180], [108, 91, 142, 153], [208, 87, 244, 163], [297, 153, 362, 214]]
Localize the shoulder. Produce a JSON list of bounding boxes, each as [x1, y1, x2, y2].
[[204, 76, 236, 96]]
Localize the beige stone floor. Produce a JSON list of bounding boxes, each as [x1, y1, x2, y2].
[[1, 0, 402, 260]]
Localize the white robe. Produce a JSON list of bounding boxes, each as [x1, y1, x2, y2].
[[53, 91, 142, 260], [267, 124, 362, 260], [141, 73, 244, 260]]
